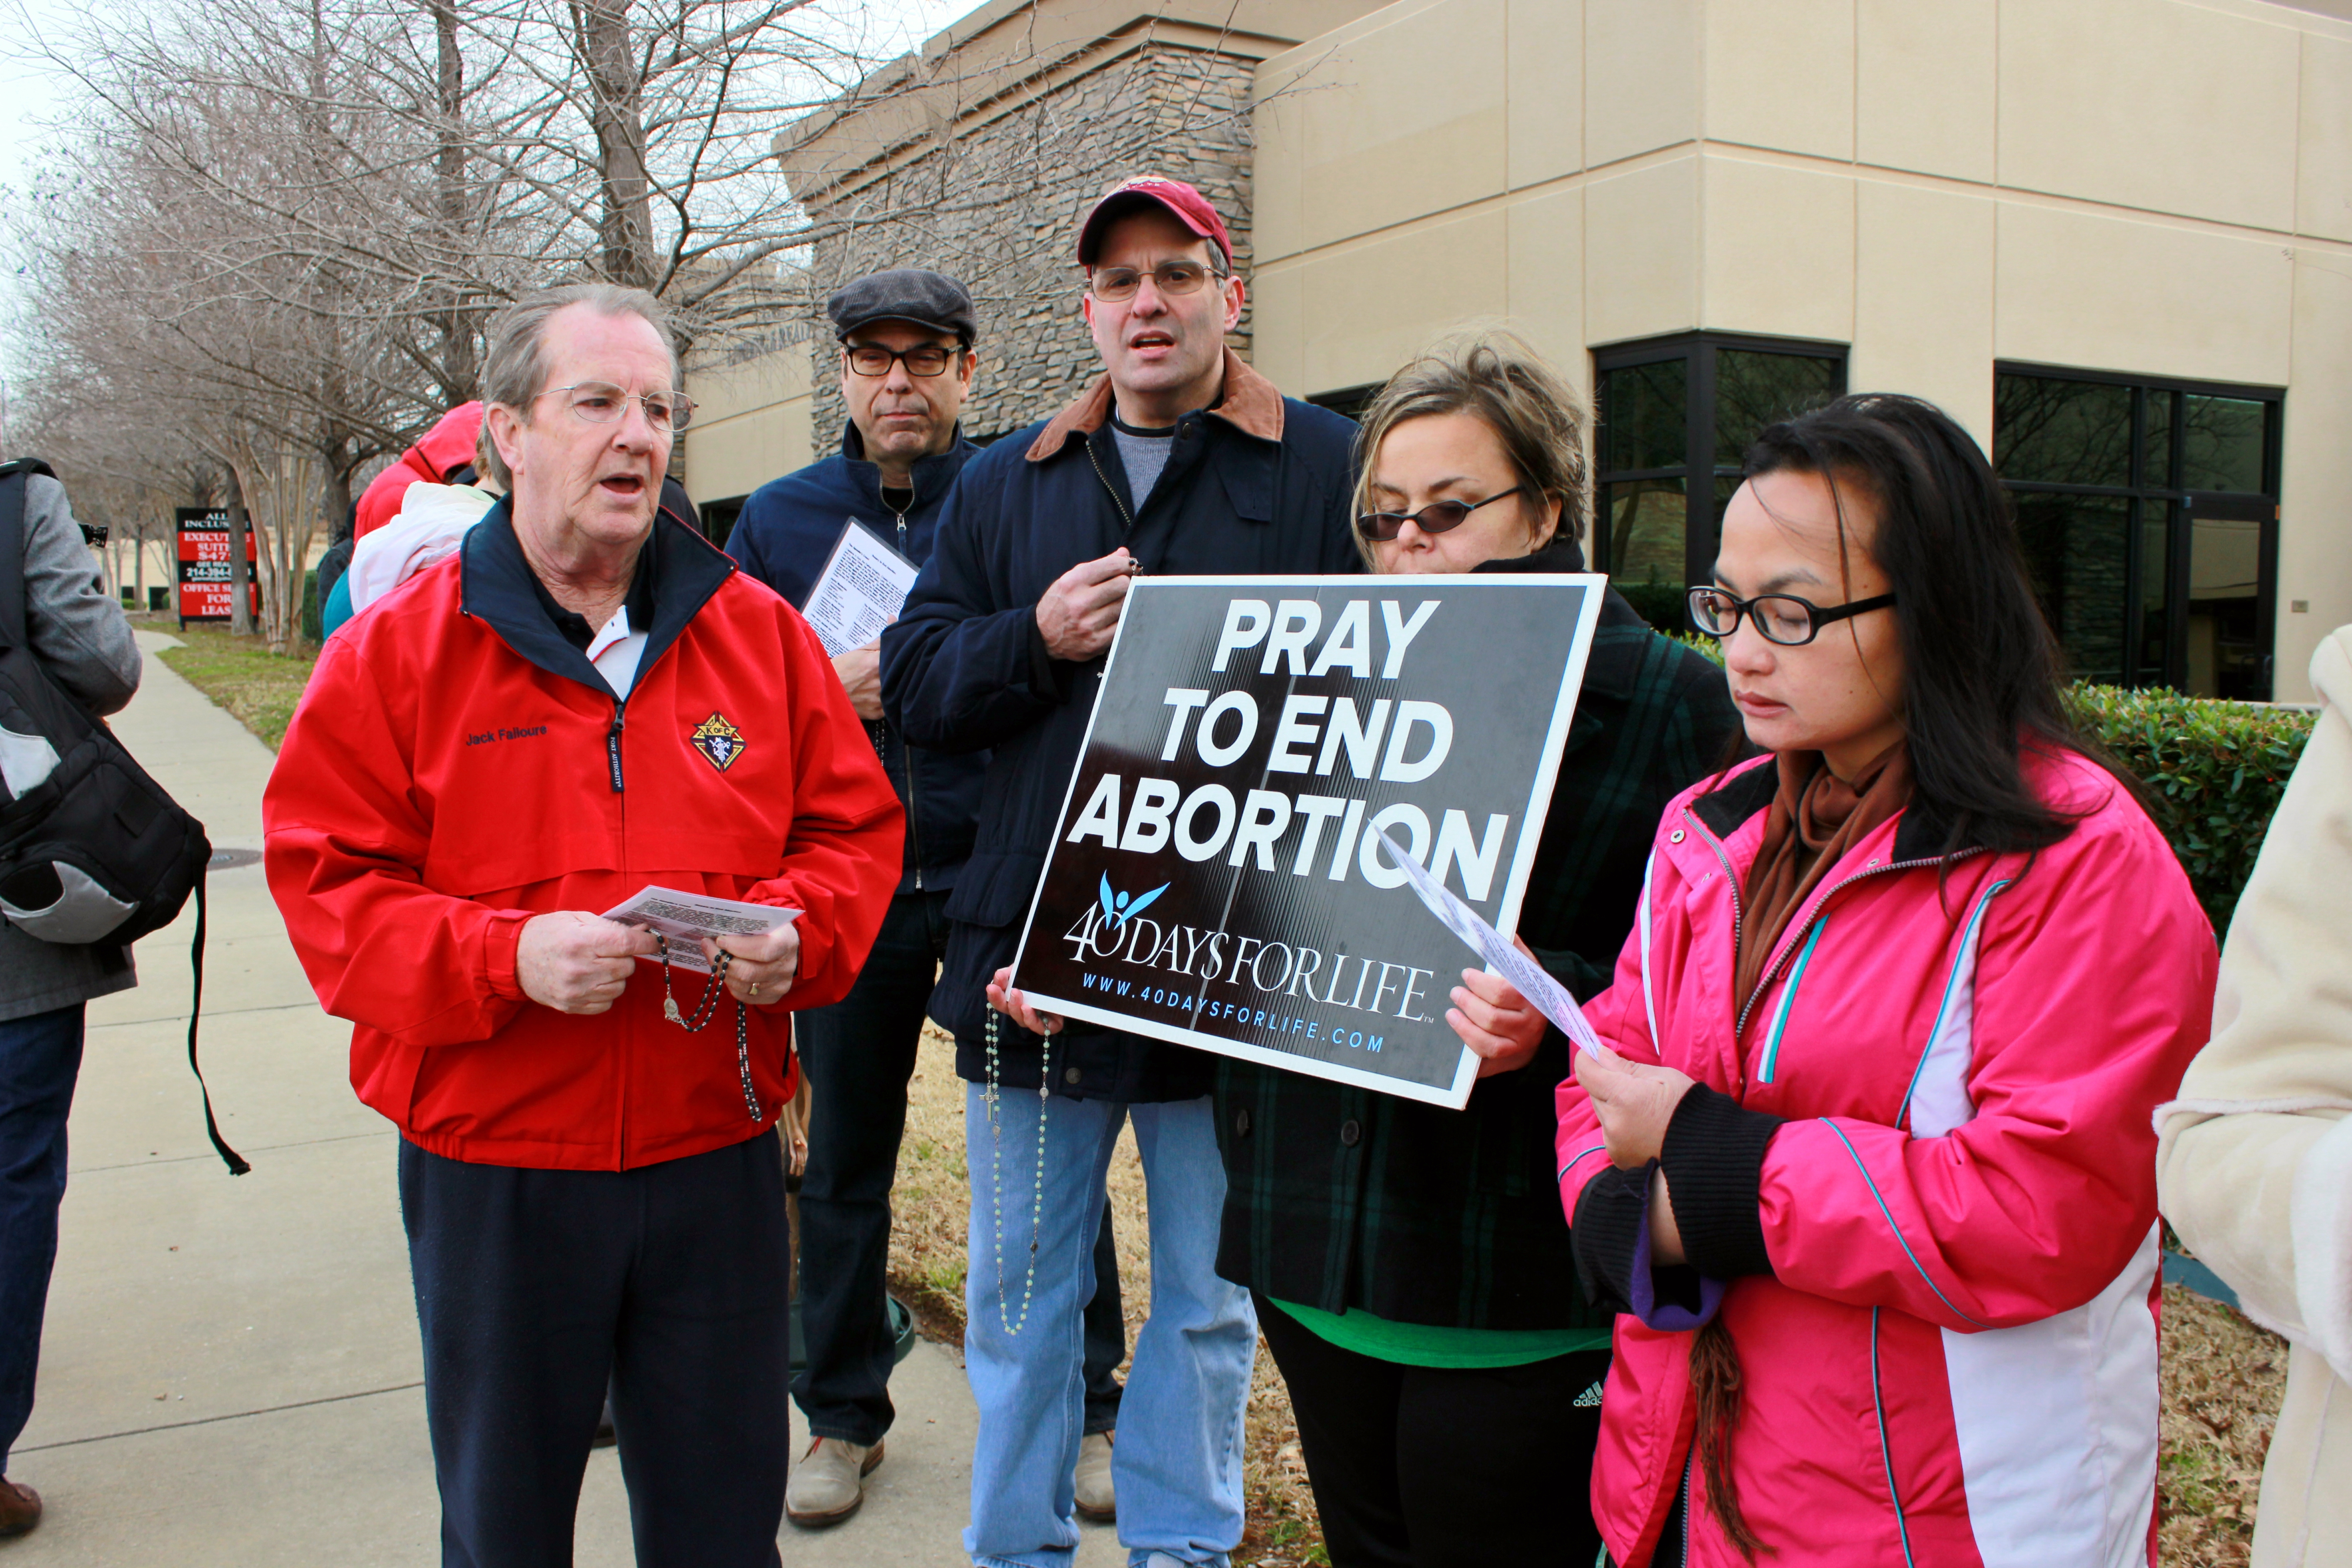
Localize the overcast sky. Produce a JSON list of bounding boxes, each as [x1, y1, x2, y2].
[[0, 0, 966, 386], [1, 0, 968, 195]]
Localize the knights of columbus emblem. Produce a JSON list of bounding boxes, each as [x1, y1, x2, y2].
[[689, 713, 746, 773]]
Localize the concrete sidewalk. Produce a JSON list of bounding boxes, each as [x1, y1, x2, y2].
[[5, 634, 1119, 1566]]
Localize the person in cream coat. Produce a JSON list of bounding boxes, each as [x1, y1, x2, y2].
[[2157, 622, 2352, 1567]]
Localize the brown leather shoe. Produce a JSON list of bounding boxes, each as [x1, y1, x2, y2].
[[0, 1478, 42, 1537]]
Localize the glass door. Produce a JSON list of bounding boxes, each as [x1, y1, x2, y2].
[[2179, 493, 2277, 701]]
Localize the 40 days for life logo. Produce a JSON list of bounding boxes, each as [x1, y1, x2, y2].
[[1009, 574, 1602, 1108]]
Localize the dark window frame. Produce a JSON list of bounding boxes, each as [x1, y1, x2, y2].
[[1591, 330, 1850, 592], [1994, 360, 2282, 697], [1307, 383, 1384, 423]]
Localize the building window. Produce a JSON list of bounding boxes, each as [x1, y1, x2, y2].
[[1308, 383, 1383, 423], [700, 497, 745, 550], [1994, 365, 2280, 700], [1592, 333, 1847, 630]]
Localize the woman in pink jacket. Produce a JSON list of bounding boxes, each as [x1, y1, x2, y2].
[[1545, 394, 2214, 1566]]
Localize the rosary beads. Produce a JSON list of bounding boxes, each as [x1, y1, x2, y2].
[[654, 933, 761, 1121], [981, 1005, 1051, 1336]]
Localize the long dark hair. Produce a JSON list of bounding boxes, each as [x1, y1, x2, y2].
[[1740, 392, 2142, 855], [1689, 394, 2145, 1562]]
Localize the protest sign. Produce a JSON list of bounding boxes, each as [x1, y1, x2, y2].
[[1007, 574, 1603, 1109]]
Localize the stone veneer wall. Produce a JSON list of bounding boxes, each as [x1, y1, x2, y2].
[[798, 38, 1259, 447]]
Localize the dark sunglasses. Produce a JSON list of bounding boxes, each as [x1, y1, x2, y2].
[[1354, 486, 1525, 543], [1687, 586, 1897, 647]]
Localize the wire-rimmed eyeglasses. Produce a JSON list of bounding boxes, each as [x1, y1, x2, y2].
[[536, 382, 695, 432], [1085, 260, 1229, 303]]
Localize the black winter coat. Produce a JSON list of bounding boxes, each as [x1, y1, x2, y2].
[[728, 422, 985, 894], [881, 353, 1361, 1101]]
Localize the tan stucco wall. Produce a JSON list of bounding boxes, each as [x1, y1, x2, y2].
[[1252, 0, 2352, 700], [684, 342, 817, 506]]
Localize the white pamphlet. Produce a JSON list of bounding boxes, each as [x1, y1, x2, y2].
[[601, 886, 801, 973], [803, 519, 919, 658], [1377, 828, 1605, 1060]]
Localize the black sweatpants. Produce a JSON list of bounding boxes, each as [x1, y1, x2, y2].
[[399, 1133, 792, 1568], [1257, 1295, 1609, 1568]]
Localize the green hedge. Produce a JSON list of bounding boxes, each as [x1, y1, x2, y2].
[[1659, 632, 2313, 931], [2064, 685, 2313, 934]]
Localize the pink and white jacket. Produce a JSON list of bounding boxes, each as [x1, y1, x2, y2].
[[1555, 747, 2214, 1568]]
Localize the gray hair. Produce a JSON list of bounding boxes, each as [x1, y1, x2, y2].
[[477, 283, 677, 487], [1351, 331, 1590, 571]]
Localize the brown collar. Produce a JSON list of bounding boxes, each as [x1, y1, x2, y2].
[[1025, 347, 1285, 462]]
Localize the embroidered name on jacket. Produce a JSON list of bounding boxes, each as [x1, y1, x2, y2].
[[466, 726, 549, 745], [690, 713, 747, 772]]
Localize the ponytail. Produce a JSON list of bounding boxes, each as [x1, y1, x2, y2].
[[1690, 1318, 1768, 1560]]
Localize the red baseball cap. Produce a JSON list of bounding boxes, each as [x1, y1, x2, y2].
[[1077, 177, 1233, 269]]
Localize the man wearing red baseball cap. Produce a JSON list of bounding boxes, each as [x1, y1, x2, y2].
[[883, 177, 1361, 1568]]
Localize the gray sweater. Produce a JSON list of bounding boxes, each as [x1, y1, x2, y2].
[[3, 473, 145, 1021]]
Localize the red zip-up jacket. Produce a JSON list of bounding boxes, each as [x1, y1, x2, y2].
[[264, 505, 903, 1170]]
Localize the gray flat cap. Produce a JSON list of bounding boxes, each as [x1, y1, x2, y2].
[[826, 268, 977, 345]]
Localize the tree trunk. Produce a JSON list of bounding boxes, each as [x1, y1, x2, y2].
[[430, 0, 477, 398], [226, 465, 256, 636], [576, 0, 657, 290]]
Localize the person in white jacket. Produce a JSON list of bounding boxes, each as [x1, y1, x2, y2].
[[2157, 622, 2352, 1568]]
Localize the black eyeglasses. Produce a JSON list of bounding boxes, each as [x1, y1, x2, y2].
[[1687, 586, 1897, 647], [1355, 487, 1525, 543], [1086, 261, 1228, 303], [844, 343, 958, 377]]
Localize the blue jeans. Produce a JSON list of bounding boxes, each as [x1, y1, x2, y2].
[[0, 1004, 83, 1476], [963, 1085, 1254, 1568]]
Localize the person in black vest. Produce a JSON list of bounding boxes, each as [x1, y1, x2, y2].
[[883, 179, 1360, 1568], [729, 269, 1128, 1527]]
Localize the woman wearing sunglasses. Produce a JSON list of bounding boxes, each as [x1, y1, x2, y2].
[[1553, 394, 2214, 1566], [1211, 335, 1739, 1566]]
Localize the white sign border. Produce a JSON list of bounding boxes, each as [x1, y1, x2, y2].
[[1007, 571, 1609, 1111]]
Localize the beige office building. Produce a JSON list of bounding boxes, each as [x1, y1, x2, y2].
[[690, 0, 2352, 703]]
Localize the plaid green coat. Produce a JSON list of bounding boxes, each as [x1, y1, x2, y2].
[[1212, 548, 1743, 1330]]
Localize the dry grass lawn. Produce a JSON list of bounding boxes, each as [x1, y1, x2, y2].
[[145, 619, 319, 750], [2160, 1283, 2287, 1566]]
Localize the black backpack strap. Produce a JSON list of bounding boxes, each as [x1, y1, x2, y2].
[[186, 869, 248, 1175], [0, 466, 28, 652]]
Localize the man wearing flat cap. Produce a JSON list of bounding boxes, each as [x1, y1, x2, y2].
[[729, 268, 1130, 1528]]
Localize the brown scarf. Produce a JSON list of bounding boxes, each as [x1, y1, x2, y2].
[[1733, 742, 1913, 1011]]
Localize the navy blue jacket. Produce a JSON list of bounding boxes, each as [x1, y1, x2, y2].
[[729, 421, 984, 894], [881, 353, 1361, 1101]]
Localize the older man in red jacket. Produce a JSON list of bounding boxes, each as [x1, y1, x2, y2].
[[265, 283, 901, 1567]]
